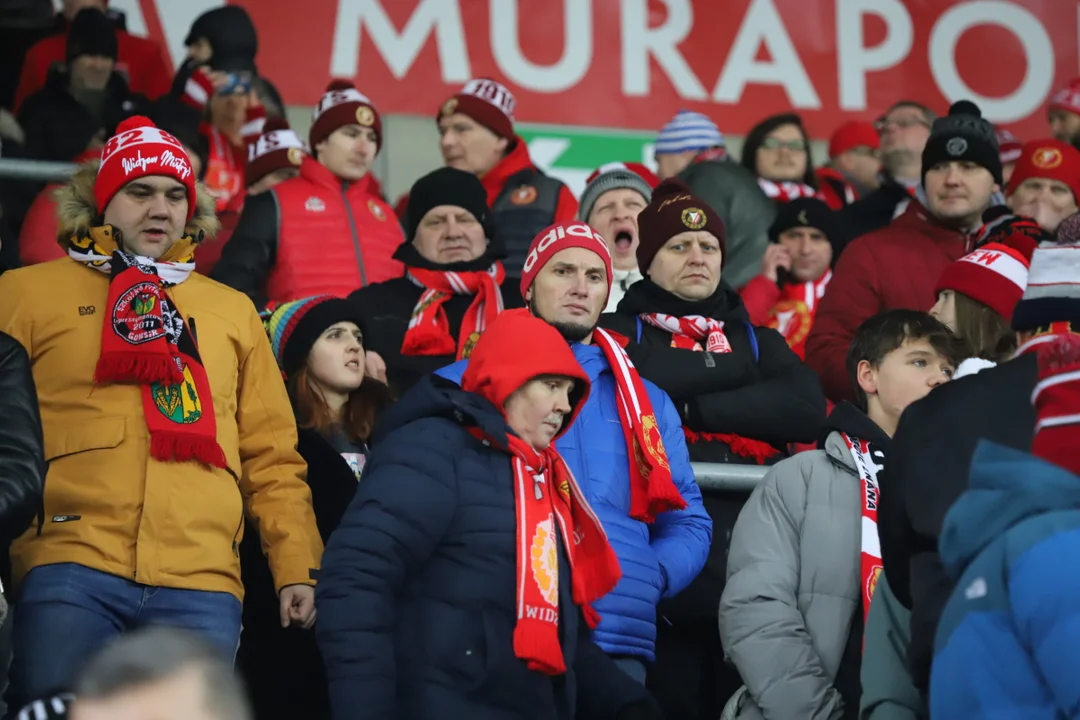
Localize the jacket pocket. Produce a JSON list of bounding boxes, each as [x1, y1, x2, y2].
[[44, 417, 125, 461]]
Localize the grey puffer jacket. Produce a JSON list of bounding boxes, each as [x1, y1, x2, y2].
[[719, 429, 863, 720]]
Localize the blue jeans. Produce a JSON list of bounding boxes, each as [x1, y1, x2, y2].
[[5, 563, 242, 711]]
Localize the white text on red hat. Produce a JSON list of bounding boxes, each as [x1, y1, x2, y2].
[[522, 222, 610, 275]]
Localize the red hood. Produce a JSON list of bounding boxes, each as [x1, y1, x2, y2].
[[479, 136, 535, 205], [462, 309, 590, 441]]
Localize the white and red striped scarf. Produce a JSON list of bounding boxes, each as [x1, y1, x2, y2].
[[767, 270, 833, 359], [591, 328, 688, 523], [402, 263, 505, 359], [841, 433, 885, 626], [758, 178, 819, 204]]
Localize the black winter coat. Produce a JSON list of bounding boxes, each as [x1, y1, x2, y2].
[[836, 177, 912, 252], [877, 355, 1036, 692], [315, 375, 653, 720], [598, 280, 826, 618], [0, 331, 45, 590], [347, 246, 524, 395], [237, 427, 360, 720]]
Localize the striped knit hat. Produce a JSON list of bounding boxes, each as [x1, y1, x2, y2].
[[936, 240, 1035, 320], [1031, 332, 1080, 475], [264, 296, 366, 378], [1012, 217, 1080, 332], [655, 110, 724, 156], [578, 162, 660, 223]]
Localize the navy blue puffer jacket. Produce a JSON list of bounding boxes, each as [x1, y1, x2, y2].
[[315, 375, 652, 720]]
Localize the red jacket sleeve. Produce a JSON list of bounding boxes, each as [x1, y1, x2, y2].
[[739, 274, 782, 326], [18, 186, 66, 267], [131, 36, 171, 100], [554, 184, 579, 222], [14, 41, 51, 112], [804, 237, 883, 403]]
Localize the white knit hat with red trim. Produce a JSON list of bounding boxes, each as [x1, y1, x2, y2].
[[578, 162, 661, 223], [935, 241, 1034, 319]]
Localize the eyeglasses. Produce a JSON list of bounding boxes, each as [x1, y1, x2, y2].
[[874, 116, 930, 133], [760, 138, 807, 152]]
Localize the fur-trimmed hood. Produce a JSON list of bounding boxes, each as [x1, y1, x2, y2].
[[54, 160, 220, 248]]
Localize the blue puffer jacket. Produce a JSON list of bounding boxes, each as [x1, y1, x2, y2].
[[932, 441, 1080, 719], [315, 375, 652, 720], [439, 342, 712, 659]]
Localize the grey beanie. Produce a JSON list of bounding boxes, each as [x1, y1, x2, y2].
[[578, 164, 655, 223]]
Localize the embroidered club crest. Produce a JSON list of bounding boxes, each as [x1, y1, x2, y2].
[[681, 207, 706, 230], [510, 185, 538, 206], [461, 331, 482, 358], [530, 517, 559, 606], [305, 196, 326, 213], [867, 564, 883, 601], [151, 364, 203, 424], [945, 137, 968, 157], [769, 299, 812, 348], [640, 413, 670, 471], [287, 147, 304, 166], [441, 97, 458, 117], [356, 106, 375, 127], [1032, 147, 1063, 169], [368, 199, 386, 221], [112, 282, 165, 345]]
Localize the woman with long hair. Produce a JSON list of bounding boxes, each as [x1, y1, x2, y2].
[[237, 295, 394, 720]]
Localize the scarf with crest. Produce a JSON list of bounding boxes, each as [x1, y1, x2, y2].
[[467, 428, 621, 675], [69, 226, 227, 468], [839, 432, 885, 628], [758, 178, 819, 204], [766, 270, 832, 359], [402, 264, 505, 360]]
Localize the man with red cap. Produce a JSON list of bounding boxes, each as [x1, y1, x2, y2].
[[996, 128, 1023, 185], [0, 116, 322, 710], [1005, 139, 1080, 234], [577, 162, 660, 311], [436, 221, 711, 684], [398, 78, 578, 276], [816, 120, 881, 210], [212, 80, 404, 310], [1048, 77, 1080, 146], [317, 308, 663, 719]]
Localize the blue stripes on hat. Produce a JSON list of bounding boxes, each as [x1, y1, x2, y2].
[[655, 110, 724, 155]]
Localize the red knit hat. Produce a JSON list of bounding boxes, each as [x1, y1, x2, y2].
[[309, 79, 381, 150], [1007, 139, 1080, 202], [996, 128, 1023, 165], [635, 178, 726, 273], [1049, 77, 1080, 117], [246, 117, 306, 187], [935, 239, 1035, 319], [520, 221, 613, 304], [438, 78, 516, 139], [462, 308, 590, 436], [828, 120, 879, 158], [96, 115, 196, 221], [1031, 333, 1080, 475]]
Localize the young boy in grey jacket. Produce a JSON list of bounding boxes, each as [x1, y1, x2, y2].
[[718, 310, 961, 720]]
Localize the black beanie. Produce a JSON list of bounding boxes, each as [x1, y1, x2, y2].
[[768, 197, 840, 243], [405, 167, 492, 243], [921, 100, 1002, 185], [265, 297, 368, 379], [66, 8, 118, 64]]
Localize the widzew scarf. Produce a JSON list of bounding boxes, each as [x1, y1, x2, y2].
[[401, 264, 505, 359], [639, 313, 780, 464], [841, 432, 885, 626], [767, 270, 832, 359], [69, 226, 227, 468], [758, 178, 819, 204], [591, 328, 688, 522], [469, 428, 621, 674]]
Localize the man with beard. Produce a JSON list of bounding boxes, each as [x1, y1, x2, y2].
[[436, 220, 711, 685], [348, 167, 524, 394], [578, 162, 659, 311]]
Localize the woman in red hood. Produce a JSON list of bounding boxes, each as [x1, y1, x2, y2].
[[314, 308, 662, 720]]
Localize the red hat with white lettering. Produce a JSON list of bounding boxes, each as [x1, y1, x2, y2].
[[95, 115, 196, 221], [438, 78, 516, 139], [996, 128, 1023, 165], [520, 221, 613, 304], [1049, 77, 1080, 118], [246, 117, 306, 188], [935, 239, 1036, 320], [1007, 139, 1080, 203], [310, 79, 381, 151]]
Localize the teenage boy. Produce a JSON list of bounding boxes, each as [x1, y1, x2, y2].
[[718, 310, 960, 720]]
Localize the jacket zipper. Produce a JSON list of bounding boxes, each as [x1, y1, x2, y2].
[[341, 184, 369, 287], [232, 514, 243, 557]]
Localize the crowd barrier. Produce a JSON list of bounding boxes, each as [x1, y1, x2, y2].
[[0, 158, 75, 183]]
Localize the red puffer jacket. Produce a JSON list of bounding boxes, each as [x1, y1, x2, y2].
[[804, 202, 975, 402]]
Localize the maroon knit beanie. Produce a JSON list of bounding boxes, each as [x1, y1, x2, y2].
[[437, 78, 515, 139], [635, 178, 727, 273], [310, 79, 382, 151]]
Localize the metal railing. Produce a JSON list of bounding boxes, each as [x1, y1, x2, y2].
[[692, 462, 768, 493], [0, 158, 76, 183]]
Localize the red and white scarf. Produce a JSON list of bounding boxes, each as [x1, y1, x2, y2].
[[591, 328, 688, 522], [841, 433, 885, 626], [767, 270, 832, 359], [402, 264, 505, 359], [758, 178, 820, 204], [638, 314, 781, 464], [471, 429, 621, 675]]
